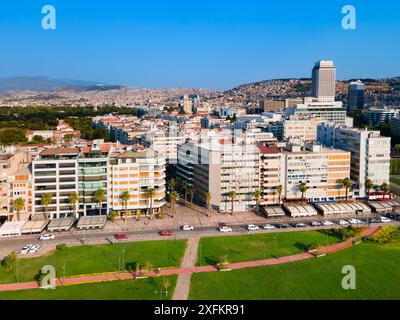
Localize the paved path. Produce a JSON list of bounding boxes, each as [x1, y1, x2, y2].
[[0, 227, 380, 293], [173, 237, 200, 300]]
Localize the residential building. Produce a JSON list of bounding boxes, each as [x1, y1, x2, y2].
[[365, 108, 398, 126], [347, 80, 365, 111], [317, 123, 391, 198]]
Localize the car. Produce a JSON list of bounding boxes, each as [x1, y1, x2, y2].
[[262, 224, 276, 230], [387, 212, 400, 220], [182, 225, 194, 231], [160, 231, 174, 236], [277, 223, 290, 229], [114, 233, 129, 240], [379, 216, 391, 223], [20, 244, 32, 254], [311, 221, 322, 227], [322, 220, 334, 226], [338, 220, 349, 225], [28, 244, 40, 254], [39, 234, 55, 241], [294, 223, 306, 228], [369, 218, 380, 224], [246, 224, 259, 231], [218, 226, 233, 232], [348, 219, 362, 225]]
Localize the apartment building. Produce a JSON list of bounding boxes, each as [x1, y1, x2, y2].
[[191, 140, 260, 212], [108, 149, 166, 215], [317, 123, 391, 197], [32, 148, 80, 219], [282, 143, 351, 202], [283, 117, 322, 142]]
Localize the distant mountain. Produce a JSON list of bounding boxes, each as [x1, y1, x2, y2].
[[0, 76, 117, 93]]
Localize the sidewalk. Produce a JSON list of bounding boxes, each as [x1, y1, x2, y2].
[[0, 226, 380, 293]]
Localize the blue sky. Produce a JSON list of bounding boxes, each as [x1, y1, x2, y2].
[[0, 0, 399, 89]]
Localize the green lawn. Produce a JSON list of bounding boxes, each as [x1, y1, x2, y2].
[[197, 230, 341, 265], [190, 242, 400, 300], [0, 276, 176, 300], [0, 240, 186, 284]]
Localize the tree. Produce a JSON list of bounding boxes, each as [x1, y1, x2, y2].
[[381, 182, 390, 200], [169, 178, 176, 192], [120, 191, 130, 230], [146, 188, 156, 219], [158, 209, 166, 219], [170, 191, 178, 218], [162, 277, 171, 295], [41, 193, 52, 219], [187, 186, 194, 203], [254, 190, 261, 213], [205, 192, 211, 217], [276, 185, 283, 204], [341, 178, 353, 201], [68, 192, 78, 218], [136, 210, 143, 221], [227, 191, 237, 215], [298, 182, 309, 204], [94, 189, 106, 215], [13, 198, 25, 222], [64, 134, 74, 143], [181, 180, 189, 202], [365, 178, 374, 200], [2, 252, 17, 272]]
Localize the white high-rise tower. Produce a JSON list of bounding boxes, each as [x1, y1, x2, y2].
[[311, 60, 336, 102]]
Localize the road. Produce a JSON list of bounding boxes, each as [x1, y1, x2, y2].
[[1, 217, 399, 258]]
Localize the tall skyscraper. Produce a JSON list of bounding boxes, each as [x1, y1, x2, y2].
[[347, 80, 365, 112], [311, 60, 336, 102]]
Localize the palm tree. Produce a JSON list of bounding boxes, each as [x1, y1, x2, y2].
[[13, 198, 25, 222], [276, 185, 283, 204], [169, 178, 176, 192], [94, 189, 106, 215], [170, 191, 178, 218], [41, 193, 52, 219], [254, 190, 261, 213], [120, 191, 130, 230], [298, 182, 309, 204], [146, 188, 156, 219], [381, 182, 390, 200], [341, 178, 353, 201], [205, 192, 211, 217], [365, 178, 374, 200], [68, 192, 78, 218], [187, 186, 194, 203], [181, 180, 189, 202], [227, 191, 237, 215]]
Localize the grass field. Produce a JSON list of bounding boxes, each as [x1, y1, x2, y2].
[[0, 276, 176, 300], [0, 240, 186, 284], [190, 242, 400, 300], [390, 176, 400, 185], [197, 230, 341, 265]]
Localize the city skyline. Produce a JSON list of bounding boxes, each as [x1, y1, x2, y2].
[[1, 0, 400, 89]]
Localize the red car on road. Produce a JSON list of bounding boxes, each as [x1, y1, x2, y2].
[[114, 233, 129, 240], [159, 231, 173, 236]]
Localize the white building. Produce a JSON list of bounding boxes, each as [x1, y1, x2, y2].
[[311, 60, 336, 102], [317, 123, 391, 198]]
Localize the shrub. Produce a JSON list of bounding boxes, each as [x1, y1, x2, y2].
[[56, 243, 68, 251], [368, 226, 400, 243], [2, 252, 17, 271]]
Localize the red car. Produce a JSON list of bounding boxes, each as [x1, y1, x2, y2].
[[159, 230, 173, 236], [114, 233, 129, 240]]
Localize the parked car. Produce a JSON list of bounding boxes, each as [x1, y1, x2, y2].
[[160, 231, 174, 236], [294, 223, 306, 228], [277, 223, 290, 229], [114, 233, 129, 240], [311, 221, 322, 227], [246, 224, 259, 231], [322, 221, 334, 226], [387, 212, 400, 220], [348, 219, 362, 225], [39, 234, 55, 241], [338, 220, 349, 226], [218, 226, 233, 232], [369, 218, 380, 224], [20, 245, 32, 254], [379, 216, 391, 223], [28, 244, 40, 254], [182, 225, 194, 231], [262, 224, 276, 230]]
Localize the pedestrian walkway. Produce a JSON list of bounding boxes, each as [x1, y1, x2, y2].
[[0, 227, 380, 293], [173, 237, 199, 300]]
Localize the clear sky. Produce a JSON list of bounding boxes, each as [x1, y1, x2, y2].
[[0, 0, 399, 89]]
